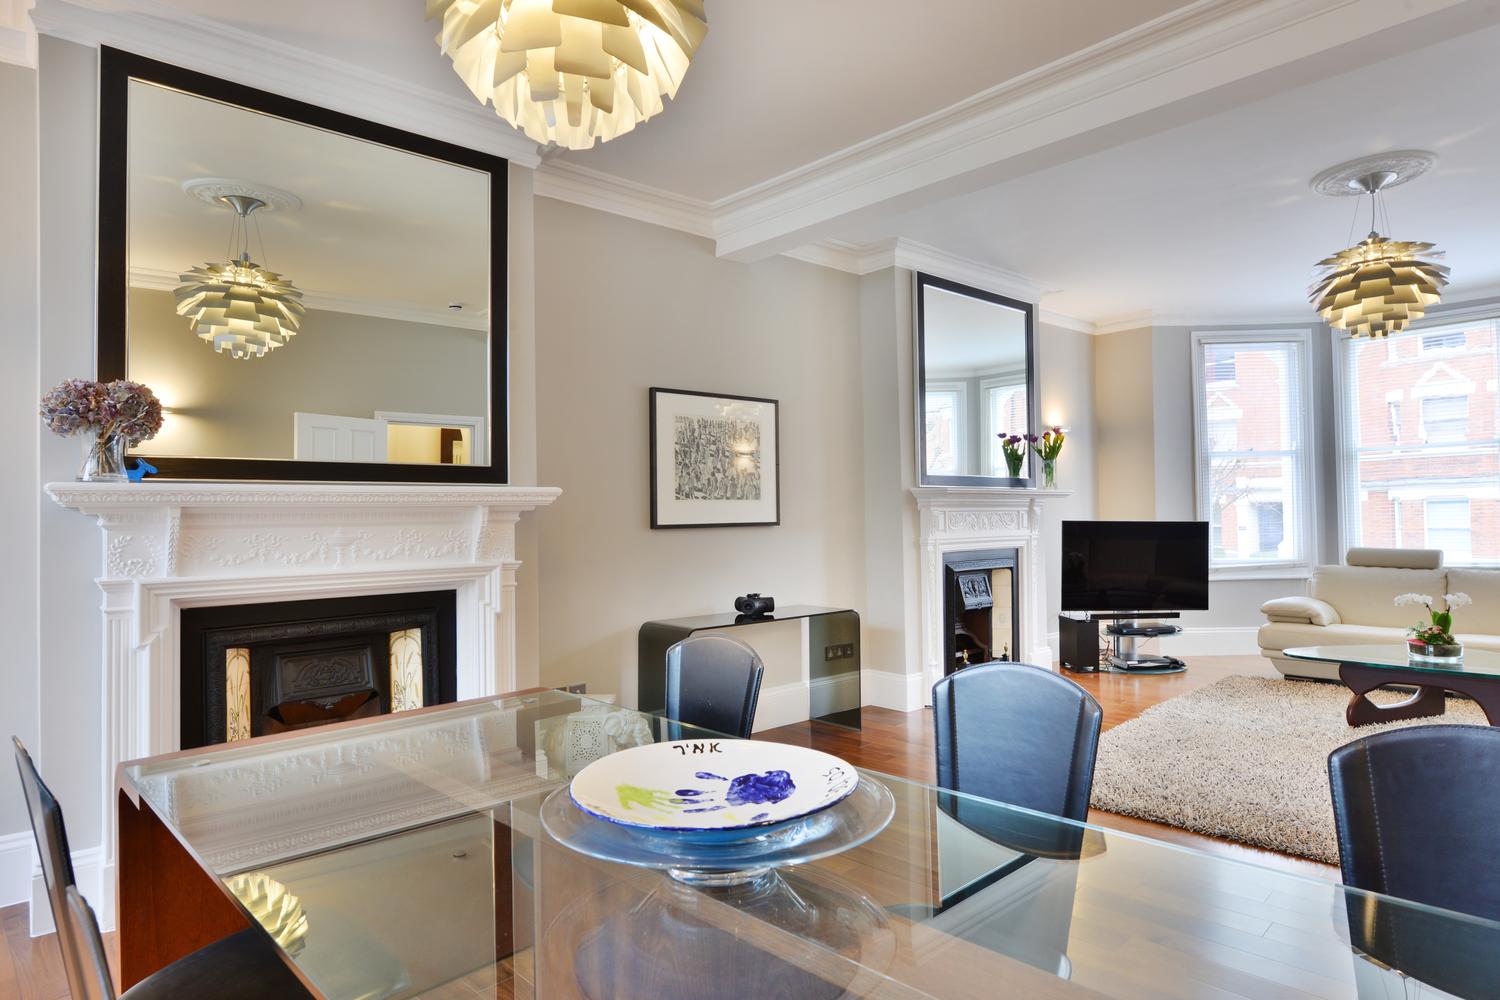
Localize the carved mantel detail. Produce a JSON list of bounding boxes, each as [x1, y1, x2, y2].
[[911, 488, 1071, 703], [45, 481, 560, 926]]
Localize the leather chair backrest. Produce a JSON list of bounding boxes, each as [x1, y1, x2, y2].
[[13, 737, 91, 1000], [64, 886, 118, 1000], [932, 663, 1102, 822], [1329, 725, 1500, 922], [664, 635, 765, 740]]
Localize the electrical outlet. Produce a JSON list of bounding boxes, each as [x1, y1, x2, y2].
[[823, 643, 855, 661]]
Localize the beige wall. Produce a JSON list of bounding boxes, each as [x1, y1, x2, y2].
[[533, 199, 868, 703], [1092, 327, 1156, 519], [0, 60, 41, 850], [128, 288, 488, 461], [1035, 320, 1099, 624]]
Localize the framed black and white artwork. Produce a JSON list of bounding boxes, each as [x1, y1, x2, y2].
[[650, 388, 780, 529]]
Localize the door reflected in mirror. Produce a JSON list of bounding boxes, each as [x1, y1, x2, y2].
[[916, 275, 1036, 485], [99, 49, 508, 482]]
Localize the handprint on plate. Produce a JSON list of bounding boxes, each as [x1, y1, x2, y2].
[[615, 769, 797, 819]]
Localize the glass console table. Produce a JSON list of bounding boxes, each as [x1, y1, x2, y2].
[[117, 689, 1500, 999], [638, 605, 861, 729]]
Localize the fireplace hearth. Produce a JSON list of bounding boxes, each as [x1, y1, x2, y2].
[[180, 591, 458, 748]]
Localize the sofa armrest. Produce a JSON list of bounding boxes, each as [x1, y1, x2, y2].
[[1260, 596, 1341, 626]]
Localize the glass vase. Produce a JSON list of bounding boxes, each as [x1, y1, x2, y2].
[[78, 428, 128, 482], [1042, 458, 1057, 490]]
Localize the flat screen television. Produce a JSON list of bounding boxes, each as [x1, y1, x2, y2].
[[1060, 520, 1209, 612]]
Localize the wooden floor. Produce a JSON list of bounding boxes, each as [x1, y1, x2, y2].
[[1, 654, 1332, 999]]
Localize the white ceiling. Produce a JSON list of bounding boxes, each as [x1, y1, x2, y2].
[[57, 0, 1500, 327], [833, 20, 1500, 324], [127, 77, 491, 313], [547, 0, 1191, 201]]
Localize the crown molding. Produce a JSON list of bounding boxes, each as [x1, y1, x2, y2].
[[129, 266, 488, 331], [0, 0, 36, 67], [532, 159, 714, 239], [30, 0, 541, 166], [709, 0, 1475, 260]]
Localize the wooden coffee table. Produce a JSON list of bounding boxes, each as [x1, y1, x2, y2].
[[1284, 644, 1500, 727]]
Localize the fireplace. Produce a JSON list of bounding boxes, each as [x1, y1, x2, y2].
[[180, 591, 459, 749], [942, 549, 1020, 675]]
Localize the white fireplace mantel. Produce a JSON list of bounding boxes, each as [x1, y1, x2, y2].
[[45, 480, 559, 928], [911, 487, 1071, 697]]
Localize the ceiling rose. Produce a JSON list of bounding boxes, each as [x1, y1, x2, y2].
[[1307, 152, 1449, 339], [427, 0, 707, 151]]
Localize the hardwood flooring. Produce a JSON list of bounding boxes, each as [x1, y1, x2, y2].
[[2, 653, 1332, 998]]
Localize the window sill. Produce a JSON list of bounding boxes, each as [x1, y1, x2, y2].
[[1209, 563, 1312, 583]]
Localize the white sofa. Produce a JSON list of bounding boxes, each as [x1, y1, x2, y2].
[[1258, 547, 1500, 681]]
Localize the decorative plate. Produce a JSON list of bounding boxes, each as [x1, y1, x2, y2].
[[569, 739, 859, 834]]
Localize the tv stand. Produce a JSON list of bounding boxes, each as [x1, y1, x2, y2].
[[1059, 613, 1186, 674]]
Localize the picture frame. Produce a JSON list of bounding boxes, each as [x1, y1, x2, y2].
[[650, 388, 780, 529]]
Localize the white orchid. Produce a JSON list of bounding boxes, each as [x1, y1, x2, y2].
[[1393, 593, 1434, 608], [1445, 592, 1473, 610]]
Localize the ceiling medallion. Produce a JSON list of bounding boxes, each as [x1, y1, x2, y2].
[[174, 189, 306, 360], [1308, 151, 1448, 339], [427, 0, 707, 151]]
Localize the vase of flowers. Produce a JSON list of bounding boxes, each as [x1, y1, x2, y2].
[[40, 378, 163, 483], [1033, 427, 1065, 489], [999, 434, 1027, 478], [1395, 592, 1471, 661]]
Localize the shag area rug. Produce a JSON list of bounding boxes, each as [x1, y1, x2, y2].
[[1089, 675, 1488, 863]]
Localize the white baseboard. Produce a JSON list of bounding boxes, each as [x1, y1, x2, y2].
[[753, 680, 810, 732], [27, 847, 107, 937], [0, 830, 32, 908], [1158, 626, 1260, 657], [862, 669, 924, 712]]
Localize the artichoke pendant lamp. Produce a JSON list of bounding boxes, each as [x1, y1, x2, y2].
[[426, 0, 707, 150], [174, 194, 305, 360], [1308, 152, 1449, 339]]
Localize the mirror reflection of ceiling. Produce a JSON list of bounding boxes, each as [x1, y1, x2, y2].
[[126, 80, 490, 328], [924, 288, 1026, 378]]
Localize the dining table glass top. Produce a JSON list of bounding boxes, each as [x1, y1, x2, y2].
[[119, 689, 1500, 1000]]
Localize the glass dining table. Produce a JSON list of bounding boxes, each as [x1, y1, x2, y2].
[[115, 689, 1500, 1000]]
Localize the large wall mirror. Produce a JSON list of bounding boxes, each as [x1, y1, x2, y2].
[[915, 273, 1038, 487], [98, 48, 508, 483]]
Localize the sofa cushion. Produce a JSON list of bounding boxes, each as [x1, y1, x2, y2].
[[1346, 547, 1443, 569], [1311, 565, 1447, 628], [1457, 633, 1500, 653], [1260, 596, 1340, 626], [1445, 568, 1500, 615], [1257, 621, 1407, 653]]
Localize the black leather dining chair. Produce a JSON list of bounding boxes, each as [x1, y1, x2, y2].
[[1328, 725, 1500, 998], [664, 634, 765, 739], [932, 662, 1103, 822], [13, 737, 312, 1000]]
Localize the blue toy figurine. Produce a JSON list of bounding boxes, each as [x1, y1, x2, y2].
[[126, 458, 157, 483]]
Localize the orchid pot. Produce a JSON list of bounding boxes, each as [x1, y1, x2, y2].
[[1396, 592, 1471, 663]]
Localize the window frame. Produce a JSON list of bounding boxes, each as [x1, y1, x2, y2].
[[922, 380, 968, 478], [978, 374, 1027, 477], [1335, 310, 1500, 568], [1191, 328, 1316, 579]]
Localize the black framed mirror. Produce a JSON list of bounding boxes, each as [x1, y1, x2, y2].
[[98, 47, 508, 483], [915, 273, 1038, 487]]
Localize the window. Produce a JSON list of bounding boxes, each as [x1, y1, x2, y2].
[[1426, 498, 1473, 562], [923, 383, 965, 476], [1387, 400, 1402, 444], [1422, 329, 1466, 353], [1421, 395, 1469, 443], [980, 378, 1028, 477], [1339, 318, 1500, 566], [1192, 331, 1313, 572]]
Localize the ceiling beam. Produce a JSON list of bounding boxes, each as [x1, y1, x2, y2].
[[711, 0, 1491, 261]]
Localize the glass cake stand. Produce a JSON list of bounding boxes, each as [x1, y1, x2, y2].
[[540, 773, 896, 886]]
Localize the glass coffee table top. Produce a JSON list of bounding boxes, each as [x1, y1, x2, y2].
[[1284, 643, 1500, 679]]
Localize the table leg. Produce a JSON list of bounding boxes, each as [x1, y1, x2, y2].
[[1340, 665, 1447, 727]]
